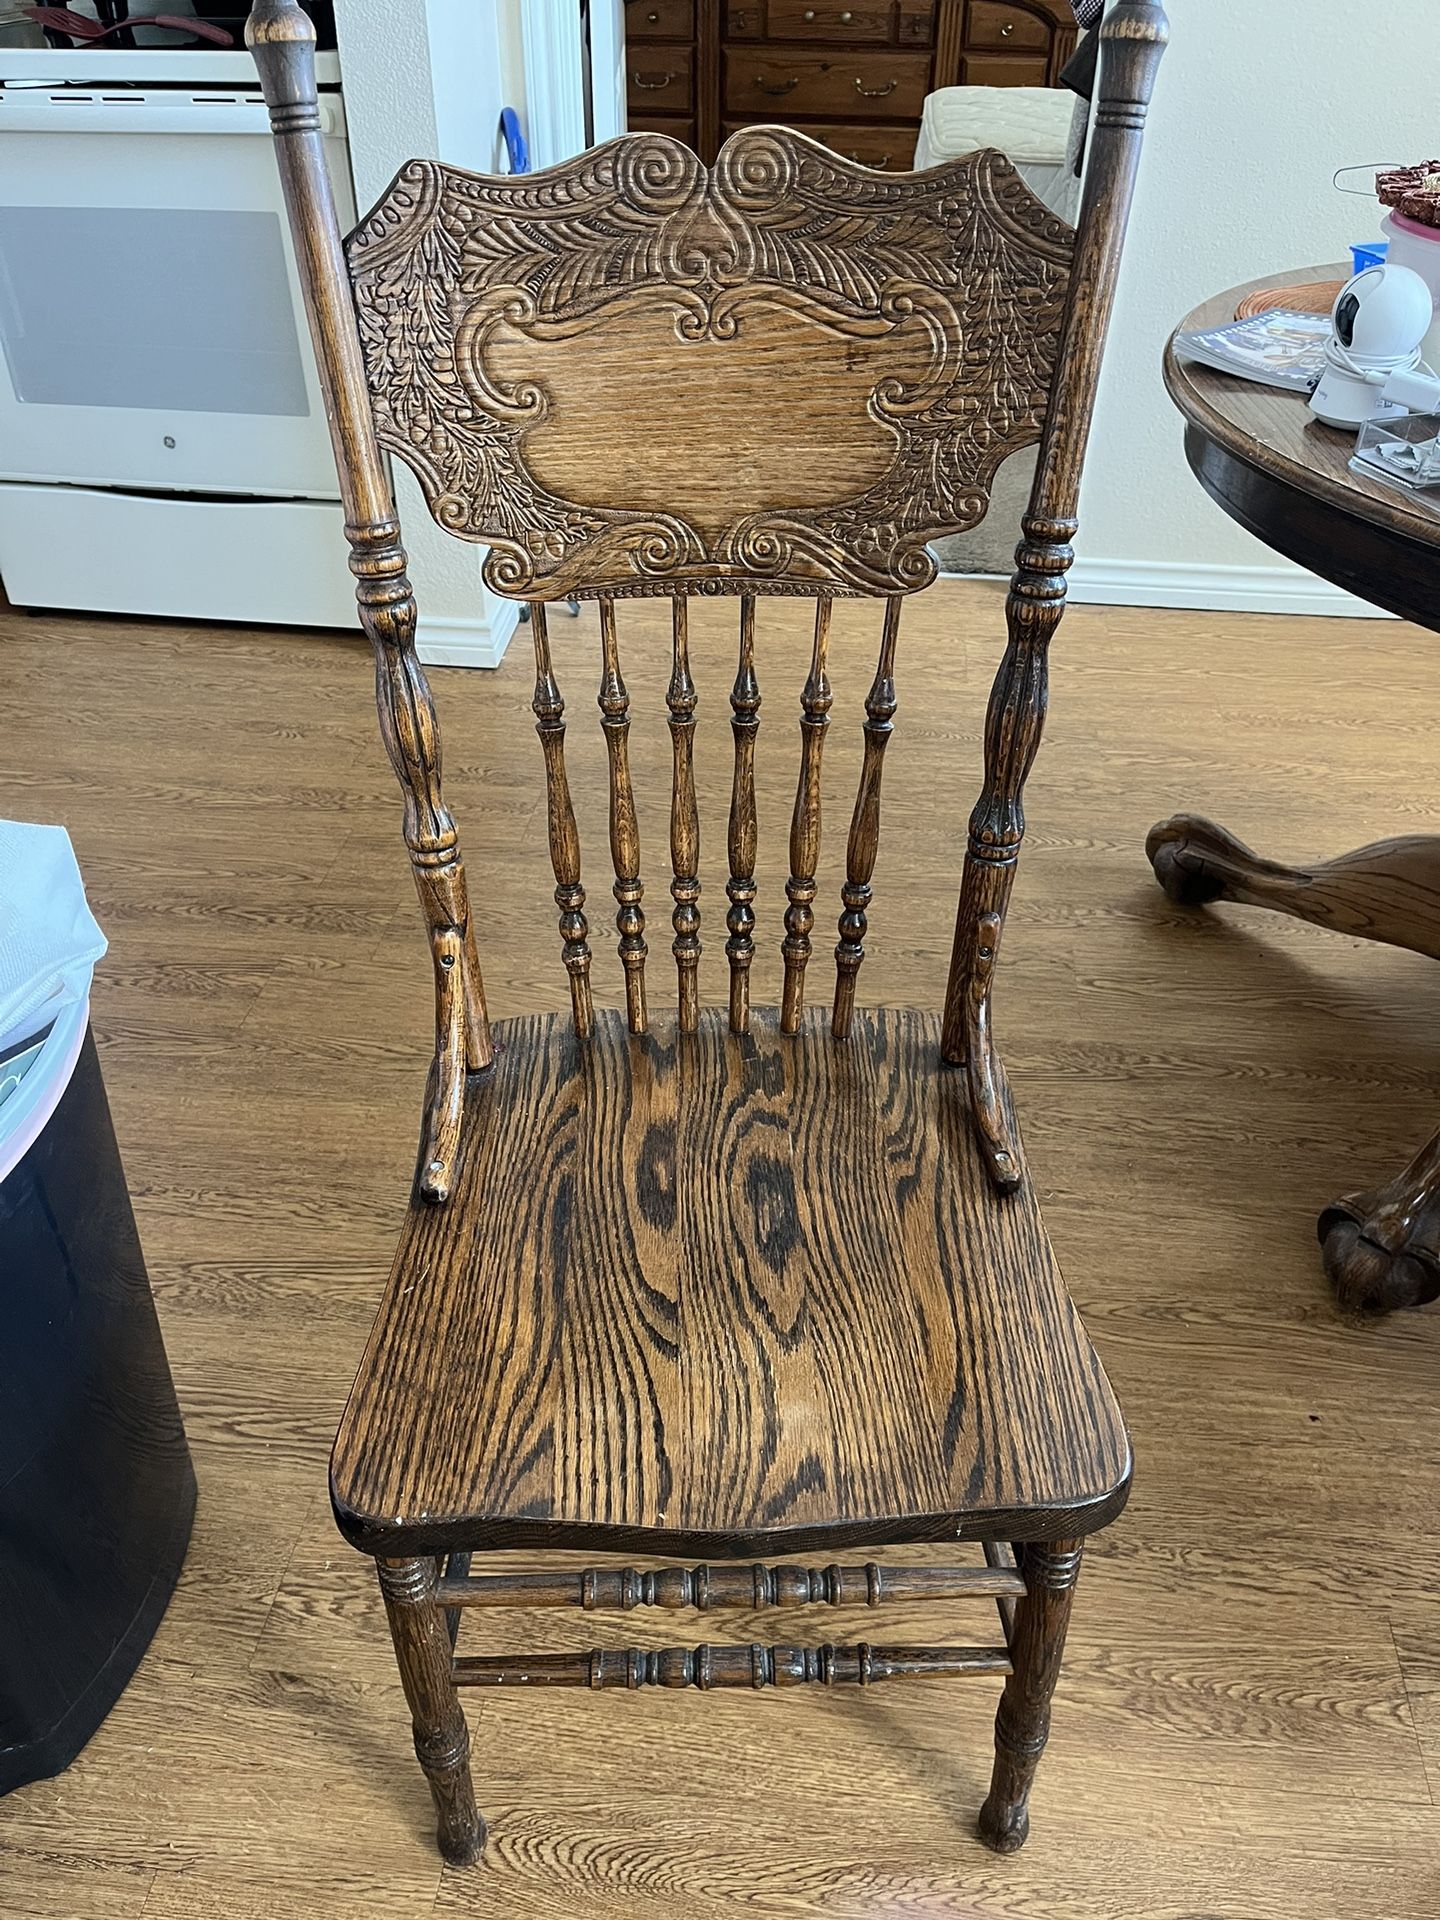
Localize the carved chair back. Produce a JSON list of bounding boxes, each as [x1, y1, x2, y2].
[[246, 0, 1167, 1200]]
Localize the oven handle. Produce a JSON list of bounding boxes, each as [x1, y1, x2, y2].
[[0, 95, 345, 137]]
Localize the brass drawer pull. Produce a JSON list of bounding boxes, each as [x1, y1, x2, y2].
[[1000, 19, 1014, 34], [631, 69, 677, 90], [853, 75, 898, 98], [805, 6, 855, 15], [754, 74, 801, 95], [848, 151, 892, 168]]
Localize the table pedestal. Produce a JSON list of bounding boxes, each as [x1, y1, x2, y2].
[[1147, 813, 1440, 1312]]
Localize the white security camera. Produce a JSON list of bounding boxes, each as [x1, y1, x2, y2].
[[1309, 263, 1435, 430]]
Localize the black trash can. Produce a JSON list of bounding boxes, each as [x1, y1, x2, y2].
[[0, 1002, 195, 1793]]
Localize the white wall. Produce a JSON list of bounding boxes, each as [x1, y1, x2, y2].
[[335, 0, 522, 665], [1073, 0, 1440, 616]]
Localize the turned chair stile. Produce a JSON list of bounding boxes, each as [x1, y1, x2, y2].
[[247, 0, 1167, 1868]]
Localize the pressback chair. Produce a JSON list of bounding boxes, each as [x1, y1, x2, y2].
[[247, 0, 1166, 1865]]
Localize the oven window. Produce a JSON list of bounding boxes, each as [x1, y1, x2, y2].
[[0, 206, 311, 417]]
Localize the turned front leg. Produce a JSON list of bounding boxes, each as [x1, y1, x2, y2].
[[978, 1538, 1082, 1854], [377, 1556, 486, 1866]]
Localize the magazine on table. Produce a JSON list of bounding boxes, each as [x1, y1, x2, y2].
[[1173, 309, 1331, 392]]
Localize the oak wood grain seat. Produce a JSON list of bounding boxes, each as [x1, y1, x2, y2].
[[331, 1006, 1130, 1560]]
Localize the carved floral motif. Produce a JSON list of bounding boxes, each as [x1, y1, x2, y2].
[[347, 128, 1074, 599]]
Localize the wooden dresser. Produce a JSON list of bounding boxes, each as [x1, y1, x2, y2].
[[624, 0, 1079, 169]]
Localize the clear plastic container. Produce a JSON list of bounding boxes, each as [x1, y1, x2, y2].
[[1351, 409, 1440, 504]]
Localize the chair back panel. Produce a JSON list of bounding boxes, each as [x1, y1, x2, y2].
[[345, 129, 1074, 601], [245, 0, 1168, 1199]]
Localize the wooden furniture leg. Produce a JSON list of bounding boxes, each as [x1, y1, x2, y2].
[[1320, 1128, 1440, 1312], [977, 1539, 1082, 1854], [376, 1557, 486, 1866], [1149, 814, 1440, 1311], [1146, 814, 1440, 957]]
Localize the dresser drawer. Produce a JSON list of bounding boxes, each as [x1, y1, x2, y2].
[[727, 2, 935, 42], [761, 4, 897, 43], [896, 1, 937, 43], [727, 116, 917, 168], [625, 0, 695, 40], [631, 112, 698, 148], [965, 1, 1053, 53], [725, 49, 930, 120], [960, 50, 1051, 86], [627, 45, 694, 112], [629, 0, 698, 38]]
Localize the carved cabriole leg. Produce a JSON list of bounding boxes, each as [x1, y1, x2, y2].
[[1145, 816, 1440, 1310], [977, 1538, 1083, 1855], [833, 595, 900, 1039], [1147, 815, 1440, 958], [376, 1555, 486, 1867], [667, 596, 702, 1031], [1320, 1127, 1440, 1312], [247, 1, 491, 1204], [940, 0, 1169, 1187]]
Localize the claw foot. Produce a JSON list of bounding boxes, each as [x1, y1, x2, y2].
[[1145, 813, 1231, 907], [1318, 1126, 1440, 1313]]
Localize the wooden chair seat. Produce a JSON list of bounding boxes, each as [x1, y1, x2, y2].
[[331, 1005, 1130, 1560]]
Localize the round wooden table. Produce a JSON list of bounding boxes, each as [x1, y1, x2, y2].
[[1148, 266, 1440, 1313]]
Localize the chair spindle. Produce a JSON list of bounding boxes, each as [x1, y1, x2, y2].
[[833, 595, 902, 1038], [781, 595, 833, 1032], [666, 596, 702, 1031], [726, 593, 761, 1032], [529, 602, 594, 1037], [598, 596, 647, 1032]]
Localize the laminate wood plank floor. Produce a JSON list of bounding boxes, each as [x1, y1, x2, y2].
[[1, 580, 1437, 1918]]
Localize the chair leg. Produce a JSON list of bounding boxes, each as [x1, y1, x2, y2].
[[376, 1555, 487, 1866], [977, 1537, 1083, 1854]]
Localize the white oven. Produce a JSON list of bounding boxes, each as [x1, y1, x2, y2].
[[0, 45, 359, 627]]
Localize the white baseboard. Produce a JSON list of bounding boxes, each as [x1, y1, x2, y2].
[[1063, 556, 1394, 620], [415, 600, 522, 670]]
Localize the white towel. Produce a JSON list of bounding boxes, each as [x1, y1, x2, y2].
[[0, 821, 107, 1052]]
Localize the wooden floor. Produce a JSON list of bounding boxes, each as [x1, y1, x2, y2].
[[2, 580, 1438, 1919]]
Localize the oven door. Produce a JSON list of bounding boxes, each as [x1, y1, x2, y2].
[[0, 87, 352, 498]]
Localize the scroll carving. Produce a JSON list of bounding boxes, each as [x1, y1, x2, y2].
[[347, 128, 1073, 600]]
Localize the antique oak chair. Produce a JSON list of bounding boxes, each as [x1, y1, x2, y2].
[[247, 0, 1166, 1865]]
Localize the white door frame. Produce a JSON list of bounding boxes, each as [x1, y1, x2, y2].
[[586, 0, 629, 146], [518, 0, 588, 169]]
